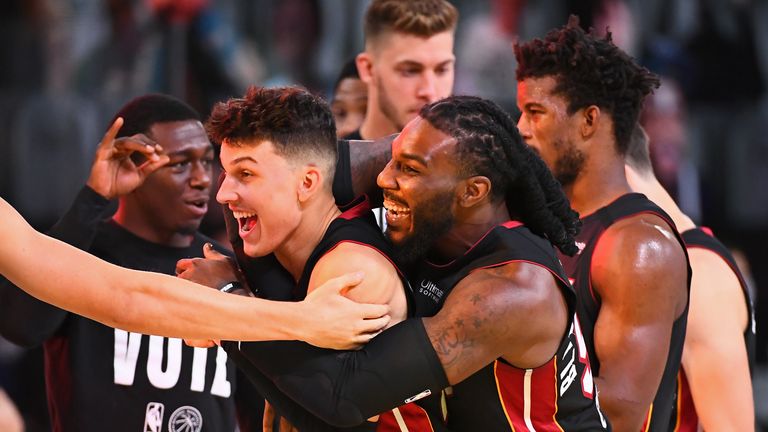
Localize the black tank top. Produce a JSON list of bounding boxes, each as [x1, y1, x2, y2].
[[409, 221, 610, 431], [228, 196, 444, 431], [558, 193, 691, 431], [670, 227, 755, 431]]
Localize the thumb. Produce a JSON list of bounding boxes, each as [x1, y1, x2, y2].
[[317, 271, 365, 295], [203, 242, 226, 260]]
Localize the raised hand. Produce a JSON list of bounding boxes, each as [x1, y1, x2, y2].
[[86, 117, 170, 199], [298, 272, 390, 350]]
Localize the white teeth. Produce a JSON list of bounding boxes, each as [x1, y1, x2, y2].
[[383, 200, 410, 214], [232, 211, 256, 219]]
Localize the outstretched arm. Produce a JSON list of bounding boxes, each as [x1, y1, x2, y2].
[[682, 248, 753, 431], [230, 263, 567, 427], [0, 198, 389, 349], [590, 215, 689, 430]]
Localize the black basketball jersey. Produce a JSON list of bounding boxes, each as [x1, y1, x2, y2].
[[408, 221, 610, 431], [227, 197, 445, 431], [558, 193, 691, 432], [670, 227, 756, 431], [44, 221, 238, 432]]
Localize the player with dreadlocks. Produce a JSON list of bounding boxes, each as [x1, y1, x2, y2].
[[207, 95, 610, 431], [514, 16, 690, 430]]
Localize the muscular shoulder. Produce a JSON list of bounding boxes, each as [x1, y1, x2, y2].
[[687, 247, 749, 337], [309, 242, 405, 319], [592, 213, 688, 313]]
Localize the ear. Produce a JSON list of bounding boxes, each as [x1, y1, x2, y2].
[[458, 175, 492, 208], [297, 165, 324, 203], [580, 105, 601, 139], [356, 52, 374, 85]]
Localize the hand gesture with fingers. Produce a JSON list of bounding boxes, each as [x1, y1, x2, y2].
[[86, 117, 170, 199], [300, 272, 390, 350]]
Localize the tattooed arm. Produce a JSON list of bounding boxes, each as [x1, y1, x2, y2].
[[424, 262, 567, 383], [228, 261, 568, 426]]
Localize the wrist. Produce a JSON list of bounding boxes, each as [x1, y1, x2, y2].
[[218, 281, 242, 294]]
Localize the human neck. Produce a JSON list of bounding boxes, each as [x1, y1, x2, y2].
[[566, 147, 633, 219], [273, 196, 342, 282], [429, 200, 510, 263], [113, 204, 194, 248], [358, 96, 400, 140], [625, 166, 696, 232]]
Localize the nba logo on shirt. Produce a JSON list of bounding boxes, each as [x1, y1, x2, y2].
[[144, 402, 165, 432]]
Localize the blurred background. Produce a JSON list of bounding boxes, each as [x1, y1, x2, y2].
[[0, 0, 766, 430]]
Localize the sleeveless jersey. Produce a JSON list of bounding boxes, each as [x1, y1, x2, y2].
[[228, 197, 445, 431], [558, 193, 691, 432], [409, 221, 610, 431], [670, 227, 756, 431]]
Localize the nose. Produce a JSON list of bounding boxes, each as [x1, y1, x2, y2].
[[376, 160, 397, 190], [216, 173, 237, 205], [190, 161, 212, 190], [416, 71, 437, 102], [516, 112, 532, 140]]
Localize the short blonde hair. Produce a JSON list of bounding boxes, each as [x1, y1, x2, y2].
[[364, 0, 458, 45]]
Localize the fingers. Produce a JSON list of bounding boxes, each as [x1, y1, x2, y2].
[[313, 271, 365, 295], [99, 117, 124, 150], [279, 416, 297, 432], [136, 152, 170, 178], [203, 242, 227, 260], [359, 302, 390, 320], [184, 339, 216, 348], [263, 401, 275, 432], [359, 314, 390, 334], [175, 258, 193, 275], [112, 135, 161, 157]]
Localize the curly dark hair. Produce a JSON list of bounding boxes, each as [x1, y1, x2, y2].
[[419, 95, 581, 256], [206, 86, 337, 186], [514, 15, 660, 155]]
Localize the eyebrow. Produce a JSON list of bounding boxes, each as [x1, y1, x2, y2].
[[230, 156, 258, 165], [399, 152, 428, 166], [395, 59, 455, 69]]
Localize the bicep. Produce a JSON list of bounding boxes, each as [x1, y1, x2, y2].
[[590, 220, 688, 401], [309, 242, 403, 307], [423, 265, 561, 384]]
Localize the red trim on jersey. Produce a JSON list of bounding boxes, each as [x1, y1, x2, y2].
[[673, 370, 698, 432], [339, 195, 372, 220], [376, 404, 436, 431], [495, 360, 564, 431], [700, 226, 714, 237], [501, 221, 523, 229], [426, 220, 523, 269]]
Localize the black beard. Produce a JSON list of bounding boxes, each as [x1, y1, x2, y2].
[[554, 139, 586, 187], [387, 191, 455, 265]]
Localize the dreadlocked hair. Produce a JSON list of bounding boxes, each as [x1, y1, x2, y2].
[[514, 15, 660, 155], [420, 96, 581, 256]]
